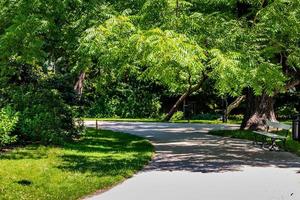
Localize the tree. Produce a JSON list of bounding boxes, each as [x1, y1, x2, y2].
[[0, 0, 116, 143], [77, 0, 300, 126], [186, 0, 300, 129], [78, 16, 208, 121], [239, 0, 300, 129]]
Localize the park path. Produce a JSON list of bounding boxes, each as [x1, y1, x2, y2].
[[84, 121, 300, 200]]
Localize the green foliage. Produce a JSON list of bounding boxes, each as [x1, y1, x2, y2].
[[16, 89, 78, 144], [228, 114, 244, 121], [0, 106, 18, 147], [276, 105, 298, 119], [171, 111, 184, 121], [87, 93, 161, 118], [1, 0, 299, 141], [137, 0, 171, 28], [133, 28, 207, 92]]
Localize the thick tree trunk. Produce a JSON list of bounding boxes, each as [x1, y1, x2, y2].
[[164, 76, 207, 121], [241, 90, 277, 130]]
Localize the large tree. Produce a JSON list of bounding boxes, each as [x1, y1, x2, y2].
[[184, 0, 300, 129], [77, 0, 299, 127]]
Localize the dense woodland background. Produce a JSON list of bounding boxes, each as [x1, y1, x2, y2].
[[0, 0, 299, 147]]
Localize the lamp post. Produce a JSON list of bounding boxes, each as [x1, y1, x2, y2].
[[222, 96, 228, 123], [292, 114, 300, 141]]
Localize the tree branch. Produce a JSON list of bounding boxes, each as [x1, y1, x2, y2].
[[74, 71, 86, 97], [226, 95, 246, 116], [285, 80, 300, 91]]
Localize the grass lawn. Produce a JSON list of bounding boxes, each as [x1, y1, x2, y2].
[[83, 118, 160, 123], [83, 118, 241, 125], [0, 129, 154, 200], [173, 119, 241, 124], [208, 130, 300, 156]]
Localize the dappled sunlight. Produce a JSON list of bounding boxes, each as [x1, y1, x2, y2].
[[89, 121, 300, 174]]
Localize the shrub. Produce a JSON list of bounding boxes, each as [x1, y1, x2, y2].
[[0, 106, 18, 147], [86, 94, 161, 118], [192, 113, 221, 120], [228, 114, 244, 121], [276, 105, 298, 119], [171, 111, 184, 121], [17, 89, 79, 144]]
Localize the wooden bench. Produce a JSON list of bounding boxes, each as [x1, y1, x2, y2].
[[253, 120, 292, 151]]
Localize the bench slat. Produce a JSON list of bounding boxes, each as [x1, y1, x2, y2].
[[253, 131, 287, 139], [266, 120, 291, 130]]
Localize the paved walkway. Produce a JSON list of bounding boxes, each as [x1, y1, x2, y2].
[[84, 121, 300, 200]]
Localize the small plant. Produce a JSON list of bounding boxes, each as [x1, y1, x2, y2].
[[228, 114, 244, 121], [171, 111, 184, 121], [0, 106, 19, 147]]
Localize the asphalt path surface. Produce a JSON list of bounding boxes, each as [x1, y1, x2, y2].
[[84, 121, 300, 200]]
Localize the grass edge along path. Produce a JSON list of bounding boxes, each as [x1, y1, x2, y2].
[[208, 129, 300, 156], [0, 128, 154, 200], [83, 118, 242, 125]]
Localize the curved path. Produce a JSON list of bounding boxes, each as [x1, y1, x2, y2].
[[84, 121, 300, 200]]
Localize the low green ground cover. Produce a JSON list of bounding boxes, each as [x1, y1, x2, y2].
[[83, 118, 160, 123], [173, 119, 241, 124], [0, 129, 154, 200], [83, 118, 241, 125], [209, 130, 300, 156]]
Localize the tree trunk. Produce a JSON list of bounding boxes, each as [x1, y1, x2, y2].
[[164, 91, 190, 121], [226, 95, 246, 116], [74, 71, 86, 97], [241, 90, 277, 130], [164, 76, 207, 121]]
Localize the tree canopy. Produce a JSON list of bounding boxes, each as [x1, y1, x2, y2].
[[0, 0, 299, 145]]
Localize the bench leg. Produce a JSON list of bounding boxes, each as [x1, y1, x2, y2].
[[269, 138, 276, 151]]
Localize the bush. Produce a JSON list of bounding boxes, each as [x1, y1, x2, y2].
[[192, 113, 221, 120], [276, 105, 298, 119], [86, 94, 161, 118], [0, 106, 18, 147], [16, 89, 79, 144], [171, 111, 184, 121], [228, 114, 244, 121]]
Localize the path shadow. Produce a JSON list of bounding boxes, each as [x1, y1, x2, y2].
[[92, 122, 300, 173]]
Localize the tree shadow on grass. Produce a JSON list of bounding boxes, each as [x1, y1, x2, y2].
[[58, 154, 151, 176], [57, 129, 153, 175], [63, 129, 153, 153], [0, 146, 48, 160]]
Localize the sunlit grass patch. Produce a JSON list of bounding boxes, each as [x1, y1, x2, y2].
[[0, 129, 154, 200]]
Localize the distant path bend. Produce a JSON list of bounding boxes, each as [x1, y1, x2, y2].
[[84, 121, 300, 200]]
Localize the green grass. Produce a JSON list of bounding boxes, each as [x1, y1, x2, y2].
[[83, 117, 293, 126], [173, 119, 241, 124], [208, 130, 300, 156], [83, 118, 241, 125], [0, 129, 154, 200], [83, 118, 160, 123]]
